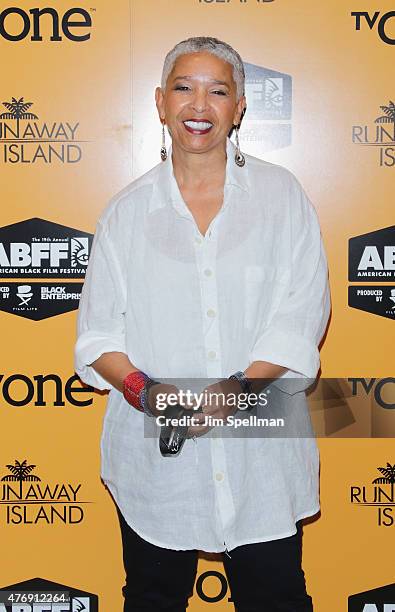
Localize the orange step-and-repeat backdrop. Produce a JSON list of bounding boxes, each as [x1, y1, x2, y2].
[[0, 1, 394, 610]]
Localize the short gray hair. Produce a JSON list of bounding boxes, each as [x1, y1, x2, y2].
[[161, 36, 245, 100]]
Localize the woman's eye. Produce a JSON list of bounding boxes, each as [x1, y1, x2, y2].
[[174, 86, 227, 95]]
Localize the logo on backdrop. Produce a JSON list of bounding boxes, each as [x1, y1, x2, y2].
[[0, 459, 91, 525], [0, 97, 85, 164], [0, 372, 94, 408], [195, 570, 233, 604], [352, 100, 395, 167], [348, 286, 395, 320], [0, 577, 98, 611], [0, 6, 93, 42], [348, 226, 395, 319], [350, 462, 395, 527], [351, 11, 395, 45], [240, 62, 292, 153], [0, 283, 83, 320], [349, 582, 395, 611], [0, 218, 92, 319], [348, 378, 395, 411]]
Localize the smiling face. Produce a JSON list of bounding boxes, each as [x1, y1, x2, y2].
[[155, 51, 246, 155]]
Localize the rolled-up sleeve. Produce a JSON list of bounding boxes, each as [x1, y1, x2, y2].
[[248, 180, 331, 394], [74, 219, 127, 390]]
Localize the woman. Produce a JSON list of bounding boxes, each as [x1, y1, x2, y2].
[[75, 36, 331, 612]]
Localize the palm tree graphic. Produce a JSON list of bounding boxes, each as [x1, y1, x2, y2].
[[372, 462, 395, 501], [1, 459, 41, 499], [0, 97, 38, 138], [375, 100, 395, 141]]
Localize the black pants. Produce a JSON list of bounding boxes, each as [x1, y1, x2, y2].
[[117, 507, 313, 612]]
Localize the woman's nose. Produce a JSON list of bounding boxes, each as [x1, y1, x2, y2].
[[191, 89, 208, 112]]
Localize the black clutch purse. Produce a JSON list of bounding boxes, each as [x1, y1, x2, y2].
[[159, 403, 203, 457]]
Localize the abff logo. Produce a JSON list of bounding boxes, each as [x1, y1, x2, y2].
[[348, 226, 395, 319], [240, 62, 292, 154], [349, 226, 395, 282], [0, 218, 93, 319], [0, 218, 92, 277], [349, 582, 395, 611], [0, 578, 98, 611]]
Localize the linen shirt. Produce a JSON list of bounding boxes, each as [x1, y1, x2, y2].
[[74, 136, 331, 553]]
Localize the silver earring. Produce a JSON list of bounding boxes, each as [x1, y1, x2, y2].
[[234, 125, 245, 167], [160, 121, 167, 161]]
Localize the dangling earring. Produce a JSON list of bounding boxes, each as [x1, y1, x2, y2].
[[160, 120, 167, 162], [234, 125, 245, 167]]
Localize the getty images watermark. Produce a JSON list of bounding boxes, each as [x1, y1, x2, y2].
[[140, 377, 395, 439], [138, 379, 308, 439], [153, 387, 286, 430]]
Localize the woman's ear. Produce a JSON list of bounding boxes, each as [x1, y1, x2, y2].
[[155, 87, 165, 120], [234, 95, 247, 126]]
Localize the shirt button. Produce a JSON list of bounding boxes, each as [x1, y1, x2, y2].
[[195, 236, 202, 245], [215, 472, 224, 482], [208, 350, 217, 360], [204, 268, 213, 277], [206, 308, 216, 318]]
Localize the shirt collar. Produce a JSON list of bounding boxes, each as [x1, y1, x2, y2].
[[149, 136, 249, 213]]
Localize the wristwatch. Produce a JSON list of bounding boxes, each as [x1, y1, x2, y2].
[[139, 378, 160, 417], [228, 370, 254, 411]]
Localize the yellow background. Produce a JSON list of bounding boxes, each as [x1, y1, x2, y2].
[[1, 0, 394, 609]]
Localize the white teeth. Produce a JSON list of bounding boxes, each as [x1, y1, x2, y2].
[[184, 120, 213, 130]]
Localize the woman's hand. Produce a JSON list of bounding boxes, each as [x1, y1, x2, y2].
[[186, 378, 242, 438], [147, 383, 185, 418]]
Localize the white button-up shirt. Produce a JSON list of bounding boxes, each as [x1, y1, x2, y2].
[[74, 137, 331, 553]]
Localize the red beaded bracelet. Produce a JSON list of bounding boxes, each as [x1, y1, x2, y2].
[[123, 370, 150, 412]]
